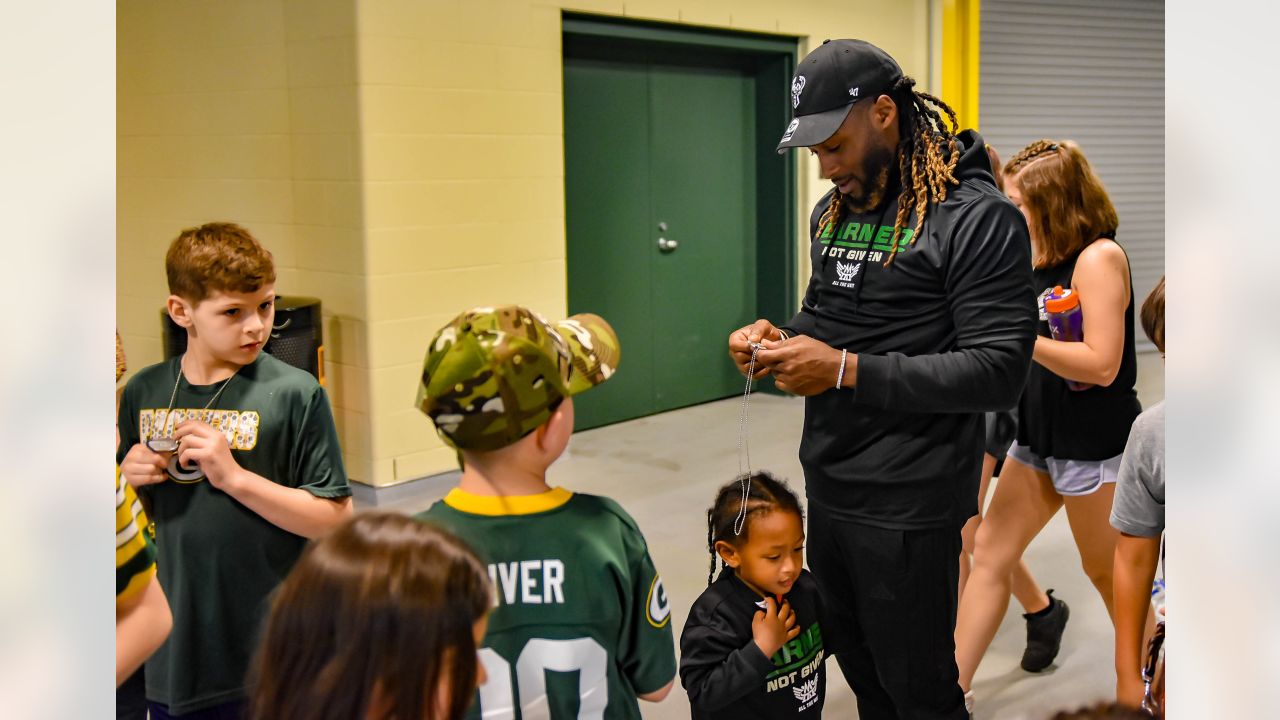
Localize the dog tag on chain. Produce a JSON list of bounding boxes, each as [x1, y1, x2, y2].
[[146, 438, 179, 453]]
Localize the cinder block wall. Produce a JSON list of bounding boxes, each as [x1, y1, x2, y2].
[[117, 0, 373, 481]]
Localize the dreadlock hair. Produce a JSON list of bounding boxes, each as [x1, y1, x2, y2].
[[705, 471, 804, 585], [1004, 139, 1118, 269], [814, 75, 962, 267]]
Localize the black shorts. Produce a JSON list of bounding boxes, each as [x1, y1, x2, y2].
[[806, 503, 968, 720], [983, 409, 1017, 459], [116, 667, 147, 720]]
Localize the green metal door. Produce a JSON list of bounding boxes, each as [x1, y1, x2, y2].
[[565, 56, 757, 429]]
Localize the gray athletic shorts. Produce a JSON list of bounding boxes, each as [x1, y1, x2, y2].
[[1006, 441, 1122, 497]]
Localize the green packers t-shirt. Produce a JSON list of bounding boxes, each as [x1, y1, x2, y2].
[[418, 488, 677, 719], [116, 353, 350, 714]]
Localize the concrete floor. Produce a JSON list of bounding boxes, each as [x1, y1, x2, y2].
[[380, 353, 1164, 719]]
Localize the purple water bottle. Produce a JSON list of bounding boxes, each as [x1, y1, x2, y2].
[[1044, 285, 1094, 391]]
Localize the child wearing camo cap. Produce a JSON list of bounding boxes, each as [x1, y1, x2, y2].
[[414, 305, 677, 718]]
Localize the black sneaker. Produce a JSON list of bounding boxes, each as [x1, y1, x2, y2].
[[1021, 589, 1069, 672]]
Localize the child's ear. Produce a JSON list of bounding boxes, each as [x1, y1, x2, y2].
[[167, 295, 193, 328], [536, 397, 574, 451], [714, 540, 740, 568]]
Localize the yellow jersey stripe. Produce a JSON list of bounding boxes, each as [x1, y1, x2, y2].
[[443, 486, 573, 516]]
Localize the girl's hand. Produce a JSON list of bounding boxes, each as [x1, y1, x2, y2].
[[752, 596, 800, 657]]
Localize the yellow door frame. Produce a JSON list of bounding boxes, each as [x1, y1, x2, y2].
[[941, 0, 981, 131]]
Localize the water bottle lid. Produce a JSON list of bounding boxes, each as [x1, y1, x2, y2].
[[1044, 285, 1080, 313]]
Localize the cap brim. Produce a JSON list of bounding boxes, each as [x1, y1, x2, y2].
[[554, 313, 621, 395], [776, 103, 856, 154]]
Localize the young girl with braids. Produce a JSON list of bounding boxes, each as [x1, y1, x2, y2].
[[954, 140, 1142, 710], [679, 472, 827, 719]]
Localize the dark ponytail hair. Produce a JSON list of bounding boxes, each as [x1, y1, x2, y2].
[[705, 471, 803, 585], [248, 511, 492, 720]]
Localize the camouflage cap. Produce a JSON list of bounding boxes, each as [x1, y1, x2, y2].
[[417, 305, 621, 451]]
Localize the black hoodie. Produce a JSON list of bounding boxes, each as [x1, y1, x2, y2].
[[680, 570, 826, 719], [780, 130, 1037, 530]]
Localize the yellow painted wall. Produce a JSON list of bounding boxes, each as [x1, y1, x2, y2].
[[116, 0, 374, 482], [118, 0, 934, 486]]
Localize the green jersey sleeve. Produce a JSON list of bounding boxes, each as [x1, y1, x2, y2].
[[613, 505, 677, 695], [288, 385, 350, 497]]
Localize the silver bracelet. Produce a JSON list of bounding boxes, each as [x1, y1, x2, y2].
[[836, 348, 847, 389], [777, 329, 790, 341]]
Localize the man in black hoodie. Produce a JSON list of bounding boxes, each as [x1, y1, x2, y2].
[[729, 39, 1037, 719]]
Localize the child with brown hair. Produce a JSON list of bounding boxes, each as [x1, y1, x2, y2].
[[117, 222, 352, 718], [1111, 276, 1165, 710], [248, 512, 492, 720], [955, 140, 1143, 711]]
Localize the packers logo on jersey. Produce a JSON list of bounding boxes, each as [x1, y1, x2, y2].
[[646, 575, 671, 628]]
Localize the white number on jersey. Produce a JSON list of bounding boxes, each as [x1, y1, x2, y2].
[[477, 637, 609, 720]]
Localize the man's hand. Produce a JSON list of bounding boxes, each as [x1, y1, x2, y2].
[[752, 597, 800, 658], [728, 319, 784, 379], [121, 443, 170, 488], [173, 420, 243, 492], [756, 335, 846, 396]]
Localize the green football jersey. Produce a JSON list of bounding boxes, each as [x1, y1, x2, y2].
[[418, 487, 677, 719], [116, 353, 350, 714]]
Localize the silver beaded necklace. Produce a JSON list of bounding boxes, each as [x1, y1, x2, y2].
[[144, 354, 238, 483], [732, 342, 764, 536]]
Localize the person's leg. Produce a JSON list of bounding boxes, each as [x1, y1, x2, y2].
[[954, 456, 1062, 691], [1010, 559, 1049, 614], [833, 645, 900, 720], [960, 454, 1049, 614], [807, 503, 900, 719], [852, 523, 968, 720], [1063, 482, 1122, 622], [958, 453, 997, 597]]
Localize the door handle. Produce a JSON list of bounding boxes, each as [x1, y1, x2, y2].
[[657, 237, 679, 252]]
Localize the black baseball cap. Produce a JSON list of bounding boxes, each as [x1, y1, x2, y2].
[[776, 39, 904, 154]]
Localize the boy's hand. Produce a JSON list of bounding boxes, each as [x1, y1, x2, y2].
[[751, 596, 799, 658], [173, 420, 242, 492], [121, 443, 170, 487]]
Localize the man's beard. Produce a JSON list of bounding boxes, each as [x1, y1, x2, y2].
[[841, 139, 897, 213]]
